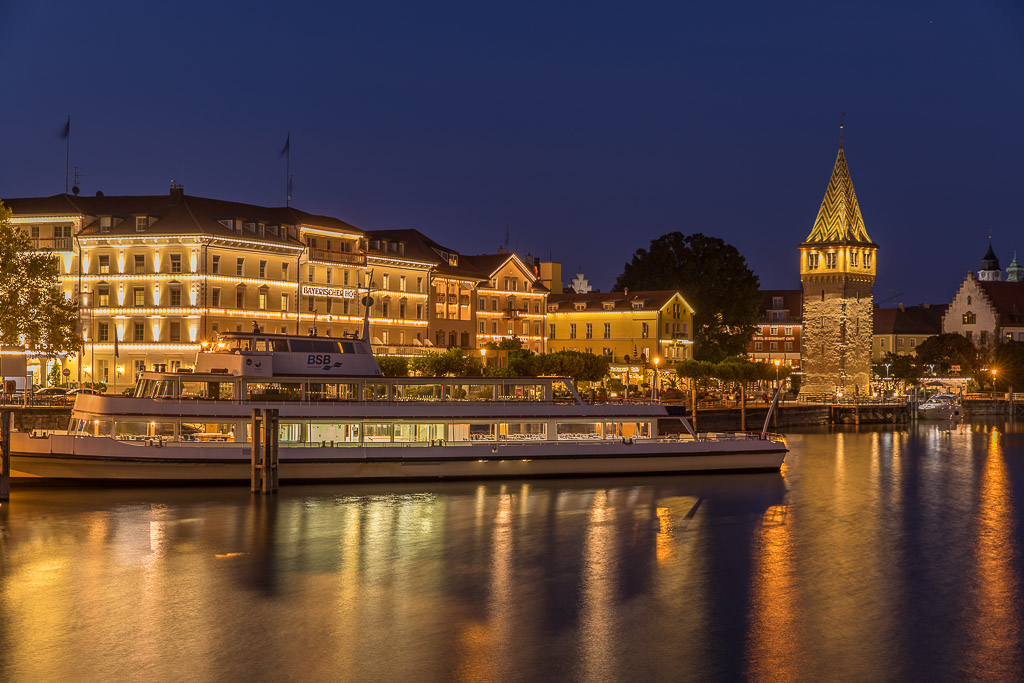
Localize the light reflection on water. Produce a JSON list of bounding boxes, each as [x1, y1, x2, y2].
[[2, 421, 1024, 681]]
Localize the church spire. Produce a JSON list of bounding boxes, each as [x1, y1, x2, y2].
[[803, 139, 872, 245]]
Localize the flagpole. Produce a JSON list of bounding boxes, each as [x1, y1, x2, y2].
[[286, 132, 291, 206], [65, 115, 71, 195]]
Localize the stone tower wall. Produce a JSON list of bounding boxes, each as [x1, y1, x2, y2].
[[801, 272, 874, 396]]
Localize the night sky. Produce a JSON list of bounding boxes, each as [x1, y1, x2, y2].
[[2, 0, 1022, 306]]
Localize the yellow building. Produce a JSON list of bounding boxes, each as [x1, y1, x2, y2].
[[467, 252, 548, 353], [872, 303, 945, 362], [3, 185, 439, 386], [545, 290, 694, 381]]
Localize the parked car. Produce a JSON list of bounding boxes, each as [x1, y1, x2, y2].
[[33, 387, 68, 397], [65, 388, 101, 398]]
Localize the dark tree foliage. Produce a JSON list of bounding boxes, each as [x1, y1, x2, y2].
[[991, 341, 1024, 391], [914, 333, 978, 375], [375, 356, 409, 377], [872, 352, 921, 385], [614, 232, 760, 361], [409, 348, 483, 377]]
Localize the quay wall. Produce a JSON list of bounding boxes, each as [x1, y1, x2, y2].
[[663, 405, 829, 432], [5, 407, 72, 432]]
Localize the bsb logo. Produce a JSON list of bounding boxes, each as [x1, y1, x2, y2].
[[308, 354, 332, 365]]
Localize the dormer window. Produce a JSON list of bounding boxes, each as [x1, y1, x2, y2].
[[574, 303, 586, 311], [632, 301, 643, 310], [772, 297, 784, 309], [447, 252, 457, 266], [603, 301, 615, 310], [135, 216, 148, 232], [100, 216, 112, 233], [218, 219, 233, 230], [244, 222, 256, 233]]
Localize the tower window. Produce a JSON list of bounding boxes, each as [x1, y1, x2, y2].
[[851, 251, 859, 267], [864, 253, 872, 268], [807, 253, 819, 270], [825, 252, 837, 269]]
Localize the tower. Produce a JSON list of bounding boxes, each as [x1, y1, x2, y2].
[[979, 240, 1002, 281], [1007, 251, 1022, 282], [799, 133, 877, 396]]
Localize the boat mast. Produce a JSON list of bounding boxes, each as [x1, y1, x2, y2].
[[361, 269, 374, 344]]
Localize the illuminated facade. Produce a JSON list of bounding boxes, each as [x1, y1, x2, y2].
[[872, 303, 944, 361], [799, 139, 878, 396], [467, 252, 549, 353], [546, 290, 695, 378], [748, 290, 802, 367], [3, 186, 438, 385]]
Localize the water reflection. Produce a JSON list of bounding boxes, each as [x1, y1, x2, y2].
[[4, 423, 1024, 679]]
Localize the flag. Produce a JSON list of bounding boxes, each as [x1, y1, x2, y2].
[[59, 116, 70, 139], [279, 133, 290, 157]]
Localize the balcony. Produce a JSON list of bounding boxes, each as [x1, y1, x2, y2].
[[502, 307, 524, 319], [29, 236, 73, 251], [308, 248, 366, 266]]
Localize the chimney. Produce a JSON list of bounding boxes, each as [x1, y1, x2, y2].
[[170, 181, 184, 204], [898, 303, 905, 311]]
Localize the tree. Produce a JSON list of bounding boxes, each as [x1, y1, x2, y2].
[[991, 341, 1024, 391], [535, 350, 609, 384], [614, 232, 760, 361], [410, 347, 483, 377], [915, 333, 978, 376], [0, 201, 81, 362], [375, 356, 409, 377]]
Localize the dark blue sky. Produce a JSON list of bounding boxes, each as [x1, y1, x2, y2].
[[3, 0, 1023, 305]]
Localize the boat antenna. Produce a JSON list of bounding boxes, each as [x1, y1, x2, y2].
[[361, 269, 375, 344]]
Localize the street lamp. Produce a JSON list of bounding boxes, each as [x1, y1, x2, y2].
[[992, 368, 998, 399], [652, 357, 660, 401], [624, 355, 631, 400]]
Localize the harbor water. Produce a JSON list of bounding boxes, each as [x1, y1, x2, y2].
[[2, 421, 1023, 681]]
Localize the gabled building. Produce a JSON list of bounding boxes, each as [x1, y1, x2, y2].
[[465, 251, 548, 353], [748, 290, 802, 367], [365, 229, 489, 350], [943, 271, 1024, 346], [799, 135, 878, 395], [546, 290, 694, 369], [873, 303, 945, 361]]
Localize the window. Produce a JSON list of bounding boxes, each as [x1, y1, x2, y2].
[[770, 341, 778, 351], [98, 322, 109, 342], [236, 258, 245, 276], [604, 323, 611, 339], [169, 322, 181, 342], [569, 323, 576, 339], [864, 253, 872, 268], [492, 322, 498, 334], [134, 254, 145, 274], [382, 274, 390, 290], [170, 287, 181, 306], [308, 265, 314, 283], [135, 216, 147, 231], [282, 262, 289, 280], [98, 287, 109, 307], [400, 276, 406, 292], [281, 294, 289, 311], [416, 304, 423, 319], [770, 326, 778, 336], [236, 289, 245, 309], [259, 260, 267, 278], [130, 287, 143, 307], [772, 297, 783, 309], [784, 327, 793, 335], [825, 252, 837, 269], [479, 297, 486, 310], [211, 255, 220, 274], [417, 277, 423, 292], [910, 338, 917, 348], [641, 322, 649, 339], [98, 255, 110, 274], [586, 323, 593, 339], [326, 268, 332, 284], [134, 322, 144, 342], [259, 291, 267, 310], [100, 216, 111, 233], [963, 312, 976, 325], [170, 254, 182, 273], [211, 288, 221, 308], [492, 299, 498, 311], [480, 321, 486, 334], [807, 253, 819, 269], [382, 302, 389, 317], [785, 341, 793, 351], [755, 341, 763, 351], [308, 298, 314, 312], [851, 251, 859, 267]]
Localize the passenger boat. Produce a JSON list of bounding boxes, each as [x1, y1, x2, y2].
[[917, 393, 962, 420], [8, 328, 787, 483]]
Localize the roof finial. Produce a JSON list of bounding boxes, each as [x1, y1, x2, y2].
[[839, 112, 846, 147]]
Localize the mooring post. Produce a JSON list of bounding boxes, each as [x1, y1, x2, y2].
[[261, 408, 279, 493], [740, 384, 746, 431], [251, 408, 263, 493], [1, 410, 12, 502]]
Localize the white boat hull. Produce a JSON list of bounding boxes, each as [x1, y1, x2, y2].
[[8, 433, 786, 482]]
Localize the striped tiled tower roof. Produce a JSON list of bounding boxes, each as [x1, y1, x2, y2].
[[803, 142, 873, 245]]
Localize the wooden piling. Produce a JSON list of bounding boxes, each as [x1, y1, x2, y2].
[[740, 384, 746, 431], [251, 408, 279, 494], [1, 410, 11, 501], [251, 409, 262, 493]]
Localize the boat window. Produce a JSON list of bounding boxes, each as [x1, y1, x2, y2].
[[289, 339, 313, 352], [179, 381, 209, 399], [255, 339, 269, 352], [603, 422, 650, 439], [396, 384, 443, 401], [209, 381, 235, 400], [306, 382, 358, 401], [340, 342, 355, 354], [499, 384, 544, 401], [180, 422, 236, 442], [312, 340, 341, 353], [93, 420, 113, 437], [556, 422, 601, 440], [394, 423, 444, 442], [272, 340, 289, 352], [307, 423, 360, 443], [278, 423, 303, 442], [363, 384, 389, 401], [115, 421, 175, 440], [465, 384, 495, 401], [246, 382, 302, 401], [133, 379, 146, 397], [363, 423, 392, 442], [467, 424, 496, 441], [500, 423, 547, 441], [146, 379, 176, 398]]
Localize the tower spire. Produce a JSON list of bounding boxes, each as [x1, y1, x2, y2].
[[839, 112, 845, 148]]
